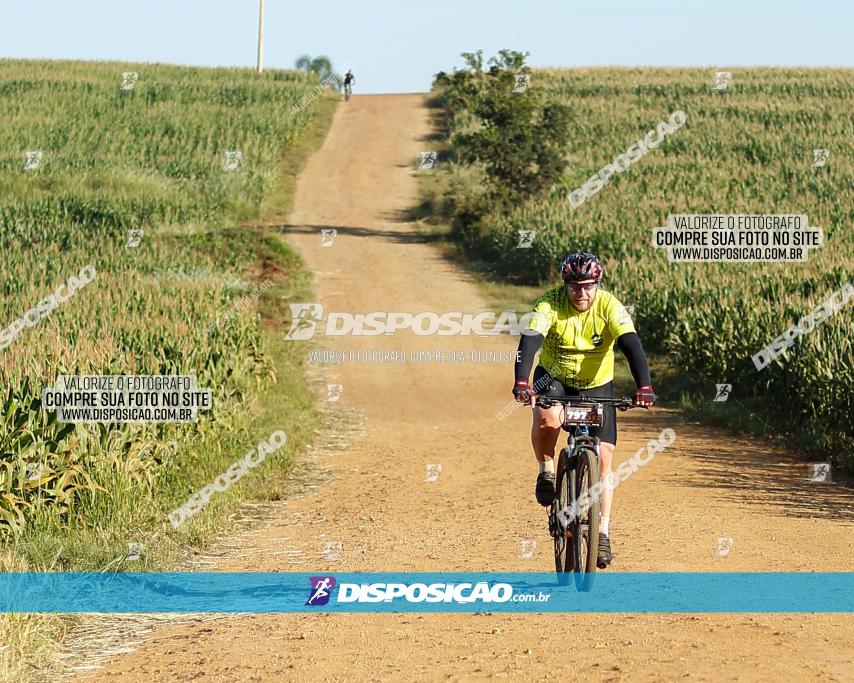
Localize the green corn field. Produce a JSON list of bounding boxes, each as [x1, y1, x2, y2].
[[0, 59, 322, 533], [433, 67, 854, 469]]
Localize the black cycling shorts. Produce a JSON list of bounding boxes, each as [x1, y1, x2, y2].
[[532, 366, 617, 446]]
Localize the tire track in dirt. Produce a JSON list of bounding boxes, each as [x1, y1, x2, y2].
[[75, 94, 854, 683]]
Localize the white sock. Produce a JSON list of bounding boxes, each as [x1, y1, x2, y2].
[[600, 517, 610, 536], [538, 459, 554, 475]]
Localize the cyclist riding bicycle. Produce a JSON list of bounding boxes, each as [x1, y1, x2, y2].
[[343, 70, 355, 93], [512, 252, 655, 568]]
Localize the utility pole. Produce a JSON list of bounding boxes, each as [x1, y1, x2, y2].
[[256, 0, 265, 73]]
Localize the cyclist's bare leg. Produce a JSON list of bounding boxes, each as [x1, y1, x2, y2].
[[531, 404, 563, 463], [598, 441, 616, 532]]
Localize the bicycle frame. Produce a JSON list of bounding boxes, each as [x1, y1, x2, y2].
[[537, 393, 635, 501], [532, 393, 636, 585]]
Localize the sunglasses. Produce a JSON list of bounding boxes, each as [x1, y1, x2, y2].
[[565, 281, 598, 293]]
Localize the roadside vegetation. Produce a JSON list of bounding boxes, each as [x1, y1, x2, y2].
[[0, 58, 337, 680], [419, 50, 853, 473]]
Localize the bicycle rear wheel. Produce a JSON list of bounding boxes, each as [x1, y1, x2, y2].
[[571, 445, 600, 591]]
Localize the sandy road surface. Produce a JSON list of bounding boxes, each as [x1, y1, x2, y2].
[[79, 94, 854, 682]]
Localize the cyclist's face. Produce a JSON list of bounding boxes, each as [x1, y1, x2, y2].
[[565, 280, 598, 311]]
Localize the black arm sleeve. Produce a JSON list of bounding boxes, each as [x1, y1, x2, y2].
[[615, 332, 652, 387], [514, 332, 544, 380]]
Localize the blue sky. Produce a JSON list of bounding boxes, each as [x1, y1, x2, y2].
[[2, 1, 852, 93]]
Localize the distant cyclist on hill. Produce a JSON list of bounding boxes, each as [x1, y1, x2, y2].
[[512, 252, 655, 568], [343, 70, 354, 99]]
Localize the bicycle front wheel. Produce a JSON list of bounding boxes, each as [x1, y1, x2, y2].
[[571, 445, 600, 591]]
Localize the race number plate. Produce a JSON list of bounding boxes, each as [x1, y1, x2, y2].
[[562, 403, 603, 427]]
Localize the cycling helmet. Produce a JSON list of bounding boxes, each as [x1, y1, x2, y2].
[[560, 252, 603, 282]]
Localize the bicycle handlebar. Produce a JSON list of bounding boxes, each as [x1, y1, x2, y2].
[[529, 393, 637, 411]]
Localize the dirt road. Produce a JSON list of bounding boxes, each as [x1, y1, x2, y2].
[[77, 94, 854, 682]]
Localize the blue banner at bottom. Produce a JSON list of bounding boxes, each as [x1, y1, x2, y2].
[[1, 573, 852, 613]]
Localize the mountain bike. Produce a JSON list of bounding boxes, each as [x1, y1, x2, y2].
[[534, 394, 636, 591], [344, 82, 352, 101]]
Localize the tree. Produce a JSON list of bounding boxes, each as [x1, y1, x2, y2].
[[445, 50, 572, 209], [294, 55, 336, 86]]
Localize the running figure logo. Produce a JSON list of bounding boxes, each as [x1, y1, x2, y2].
[[715, 537, 733, 557], [519, 539, 537, 559], [812, 149, 830, 168], [25, 462, 44, 482], [223, 150, 242, 171], [285, 303, 323, 340], [714, 384, 732, 402], [516, 230, 535, 248], [513, 73, 530, 93], [713, 71, 731, 91], [425, 464, 442, 482], [320, 229, 337, 247], [125, 543, 144, 561], [121, 72, 139, 90], [810, 463, 831, 483], [322, 541, 343, 560], [306, 576, 337, 606], [126, 229, 144, 249], [24, 150, 43, 171], [418, 152, 437, 169]]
